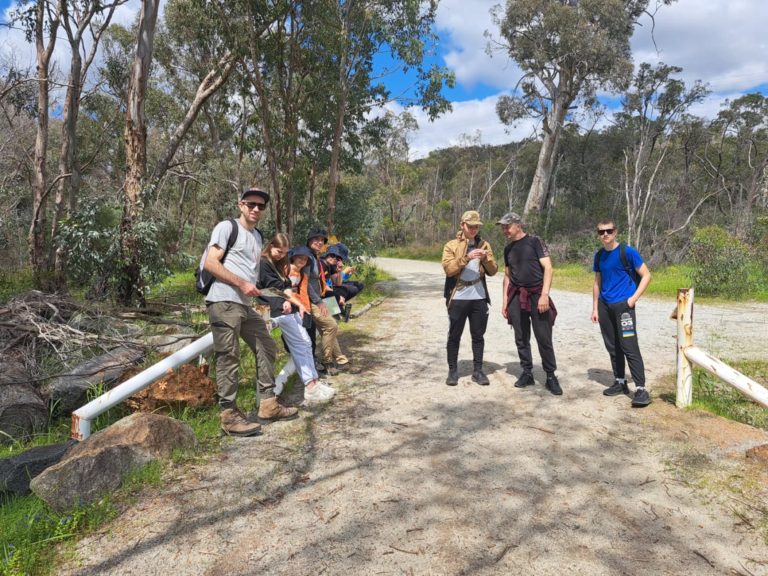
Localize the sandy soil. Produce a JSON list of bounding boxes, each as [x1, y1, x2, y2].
[[59, 257, 768, 576]]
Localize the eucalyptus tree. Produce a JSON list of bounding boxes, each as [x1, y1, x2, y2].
[[50, 0, 126, 285], [9, 0, 61, 288], [317, 0, 453, 235], [702, 93, 768, 236], [492, 0, 673, 216], [118, 0, 242, 305], [616, 62, 707, 250]]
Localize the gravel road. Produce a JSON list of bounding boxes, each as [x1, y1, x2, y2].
[[60, 257, 768, 576]]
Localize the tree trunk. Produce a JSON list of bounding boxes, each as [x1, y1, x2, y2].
[[119, 0, 160, 306], [524, 98, 568, 215], [28, 1, 61, 290], [150, 55, 234, 186], [50, 45, 82, 289]]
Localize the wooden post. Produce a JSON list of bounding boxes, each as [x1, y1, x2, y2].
[[676, 288, 694, 408]]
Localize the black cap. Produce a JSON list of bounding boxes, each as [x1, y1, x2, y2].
[[289, 246, 314, 260], [306, 228, 328, 245], [240, 187, 270, 204]]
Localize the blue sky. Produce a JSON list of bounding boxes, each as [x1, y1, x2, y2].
[[3, 0, 767, 158]]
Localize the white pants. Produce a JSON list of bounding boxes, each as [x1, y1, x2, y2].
[[272, 313, 317, 394]]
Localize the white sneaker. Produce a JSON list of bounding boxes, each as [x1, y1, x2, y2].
[[317, 382, 336, 397], [305, 383, 334, 402]]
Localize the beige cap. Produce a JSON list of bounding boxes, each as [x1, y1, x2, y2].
[[460, 210, 483, 226]]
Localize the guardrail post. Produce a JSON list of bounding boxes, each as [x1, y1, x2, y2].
[[676, 288, 694, 408]]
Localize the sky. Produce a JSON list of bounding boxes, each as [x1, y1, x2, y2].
[[2, 0, 767, 159]]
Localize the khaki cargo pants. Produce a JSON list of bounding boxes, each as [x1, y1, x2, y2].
[[207, 301, 277, 407], [310, 303, 348, 366]]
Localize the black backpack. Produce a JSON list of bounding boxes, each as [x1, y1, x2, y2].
[[597, 242, 640, 286], [194, 219, 239, 295]]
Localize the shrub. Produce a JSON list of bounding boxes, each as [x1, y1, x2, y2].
[[689, 226, 752, 297]]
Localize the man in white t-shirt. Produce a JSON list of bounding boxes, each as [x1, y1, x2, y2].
[[204, 187, 297, 436]]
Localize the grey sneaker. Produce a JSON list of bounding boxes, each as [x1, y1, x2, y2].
[[515, 372, 535, 388], [631, 387, 651, 407], [603, 378, 629, 396]]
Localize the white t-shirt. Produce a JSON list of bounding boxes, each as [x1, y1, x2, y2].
[[453, 256, 486, 301], [204, 220, 262, 306]]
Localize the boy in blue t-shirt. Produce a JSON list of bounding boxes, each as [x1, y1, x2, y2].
[[590, 220, 652, 406]]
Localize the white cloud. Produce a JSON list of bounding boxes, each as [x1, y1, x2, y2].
[[435, 0, 768, 96], [631, 0, 768, 93], [436, 0, 521, 90], [1, 0, 146, 89], [386, 96, 538, 160]]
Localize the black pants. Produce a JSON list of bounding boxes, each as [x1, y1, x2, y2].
[[597, 299, 645, 387], [446, 299, 489, 371], [507, 293, 557, 375], [332, 281, 364, 303]]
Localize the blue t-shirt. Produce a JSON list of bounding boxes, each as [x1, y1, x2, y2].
[[593, 244, 644, 304]]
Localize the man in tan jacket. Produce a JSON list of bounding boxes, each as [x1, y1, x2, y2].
[[442, 210, 498, 386]]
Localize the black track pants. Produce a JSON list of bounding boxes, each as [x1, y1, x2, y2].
[[446, 299, 489, 371], [597, 299, 646, 387]]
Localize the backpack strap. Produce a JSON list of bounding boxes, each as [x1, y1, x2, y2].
[[220, 218, 239, 264], [618, 243, 640, 286]]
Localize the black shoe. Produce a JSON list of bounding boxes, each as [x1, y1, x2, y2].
[[324, 363, 340, 376], [515, 372, 535, 388], [603, 378, 630, 396], [545, 375, 562, 395], [472, 370, 490, 386], [343, 303, 352, 322], [631, 387, 651, 407], [316, 362, 327, 375], [446, 370, 459, 386]]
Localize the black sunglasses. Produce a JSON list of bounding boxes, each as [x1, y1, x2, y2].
[[597, 228, 615, 236], [241, 201, 266, 210]]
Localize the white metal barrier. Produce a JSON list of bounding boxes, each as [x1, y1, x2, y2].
[[675, 288, 768, 409], [71, 333, 214, 440]]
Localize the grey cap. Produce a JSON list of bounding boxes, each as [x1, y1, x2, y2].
[[497, 212, 522, 225]]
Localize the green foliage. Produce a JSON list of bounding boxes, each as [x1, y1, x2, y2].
[[692, 361, 768, 431], [689, 226, 754, 297], [56, 199, 170, 301]]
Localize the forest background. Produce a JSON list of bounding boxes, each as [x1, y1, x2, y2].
[[1, 0, 767, 306]]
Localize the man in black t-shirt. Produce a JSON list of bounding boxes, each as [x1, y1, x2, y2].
[[497, 212, 561, 395]]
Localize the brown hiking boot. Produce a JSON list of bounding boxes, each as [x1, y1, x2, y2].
[[220, 408, 262, 437], [257, 397, 299, 421]]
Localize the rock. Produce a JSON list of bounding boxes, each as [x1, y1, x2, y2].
[[745, 443, 768, 465], [0, 442, 73, 495], [0, 383, 48, 444], [30, 413, 196, 512], [41, 345, 145, 416], [146, 333, 197, 355], [126, 363, 215, 413]]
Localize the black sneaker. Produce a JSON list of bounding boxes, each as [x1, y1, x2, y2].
[[603, 378, 630, 396], [631, 387, 651, 407], [545, 375, 563, 396], [515, 372, 535, 388], [446, 370, 459, 386], [472, 370, 490, 386]]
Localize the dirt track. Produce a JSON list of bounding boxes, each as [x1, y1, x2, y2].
[[60, 257, 768, 575]]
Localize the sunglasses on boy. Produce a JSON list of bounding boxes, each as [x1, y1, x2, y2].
[[597, 228, 615, 236]]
